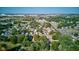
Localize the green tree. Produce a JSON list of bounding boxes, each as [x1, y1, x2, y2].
[[59, 35, 75, 51], [30, 42, 40, 51], [50, 41, 59, 51], [8, 35, 17, 44], [17, 34, 25, 43], [52, 32, 61, 40]]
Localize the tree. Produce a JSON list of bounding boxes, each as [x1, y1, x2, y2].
[[50, 41, 59, 51], [43, 22, 51, 28], [30, 42, 40, 51], [33, 34, 40, 41], [0, 43, 6, 51], [8, 35, 17, 44], [33, 34, 48, 42], [49, 30, 55, 35], [75, 40, 79, 45], [57, 22, 65, 28], [52, 32, 61, 40], [32, 34, 50, 51], [22, 36, 32, 47], [74, 40, 79, 51], [11, 28, 18, 35], [59, 35, 76, 51], [17, 34, 25, 43], [30, 20, 40, 29]]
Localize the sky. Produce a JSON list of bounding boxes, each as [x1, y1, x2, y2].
[[0, 7, 79, 14]]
